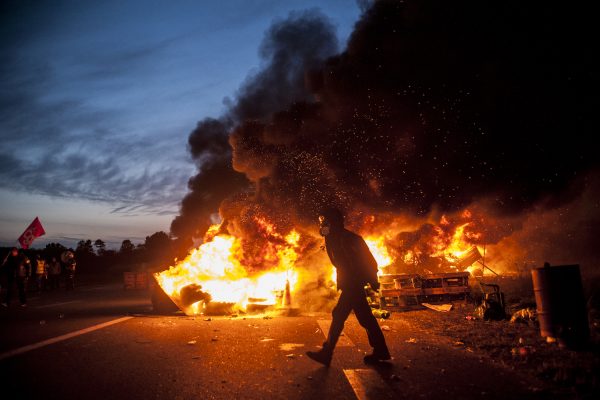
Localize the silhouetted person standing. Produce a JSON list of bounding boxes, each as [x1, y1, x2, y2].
[[48, 257, 61, 290], [62, 250, 76, 290], [307, 208, 390, 366], [34, 254, 47, 292], [1, 247, 29, 307]]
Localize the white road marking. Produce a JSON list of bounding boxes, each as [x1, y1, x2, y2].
[[316, 320, 355, 347], [0, 316, 134, 361], [343, 369, 394, 400], [36, 300, 81, 309]]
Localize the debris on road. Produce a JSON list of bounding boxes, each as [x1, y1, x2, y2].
[[422, 303, 453, 312], [372, 309, 391, 319], [405, 338, 417, 343], [279, 343, 304, 351], [381, 325, 391, 331], [474, 283, 506, 321], [187, 340, 197, 345], [509, 308, 536, 324]]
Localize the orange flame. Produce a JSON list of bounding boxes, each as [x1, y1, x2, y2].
[[365, 236, 394, 273], [155, 208, 490, 316], [155, 223, 300, 315]]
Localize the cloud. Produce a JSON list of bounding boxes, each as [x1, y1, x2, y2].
[[0, 50, 193, 216]]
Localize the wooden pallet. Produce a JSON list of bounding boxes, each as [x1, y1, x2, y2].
[[379, 272, 470, 310]]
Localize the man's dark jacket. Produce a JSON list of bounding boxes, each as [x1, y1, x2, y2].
[[324, 228, 379, 291]]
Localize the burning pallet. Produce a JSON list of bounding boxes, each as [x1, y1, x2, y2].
[[378, 272, 470, 311]]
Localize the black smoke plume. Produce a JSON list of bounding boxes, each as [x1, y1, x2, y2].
[[230, 0, 595, 223], [174, 0, 596, 262], [171, 9, 339, 241]]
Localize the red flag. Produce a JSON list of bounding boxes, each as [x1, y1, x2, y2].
[[18, 217, 46, 249]]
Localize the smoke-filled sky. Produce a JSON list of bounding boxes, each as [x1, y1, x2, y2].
[[164, 0, 597, 275], [1, 0, 597, 266], [0, 0, 361, 248]]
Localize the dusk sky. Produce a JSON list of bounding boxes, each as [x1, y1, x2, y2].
[[0, 0, 362, 248]]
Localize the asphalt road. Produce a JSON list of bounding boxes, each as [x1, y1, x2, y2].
[[0, 282, 557, 400]]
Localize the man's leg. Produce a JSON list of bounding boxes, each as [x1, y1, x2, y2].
[[307, 290, 353, 366], [325, 290, 354, 349], [352, 291, 390, 361]]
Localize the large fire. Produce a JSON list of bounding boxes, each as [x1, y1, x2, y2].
[[155, 210, 490, 316], [155, 219, 301, 315]]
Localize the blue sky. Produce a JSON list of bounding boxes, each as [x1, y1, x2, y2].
[[0, 0, 362, 248]]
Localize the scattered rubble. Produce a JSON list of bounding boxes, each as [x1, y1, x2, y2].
[[393, 277, 600, 398], [510, 308, 537, 324], [279, 343, 304, 351], [422, 303, 453, 312]]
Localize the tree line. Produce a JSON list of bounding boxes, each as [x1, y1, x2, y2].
[[2, 231, 191, 277]]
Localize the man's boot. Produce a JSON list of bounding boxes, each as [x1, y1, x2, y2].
[[363, 347, 391, 364], [306, 343, 333, 366]]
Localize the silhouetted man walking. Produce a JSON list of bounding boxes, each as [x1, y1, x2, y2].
[[307, 208, 390, 366]]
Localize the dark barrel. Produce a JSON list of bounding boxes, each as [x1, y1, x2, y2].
[[531, 264, 589, 349]]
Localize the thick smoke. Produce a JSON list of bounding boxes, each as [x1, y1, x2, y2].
[[229, 0, 595, 225], [171, 9, 339, 242], [173, 1, 597, 275]]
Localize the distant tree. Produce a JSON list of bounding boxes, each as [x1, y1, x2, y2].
[[119, 239, 135, 254], [75, 239, 96, 271], [144, 231, 173, 268], [94, 239, 106, 256], [145, 231, 171, 252], [102, 249, 117, 257], [43, 242, 67, 260], [76, 240, 94, 257]]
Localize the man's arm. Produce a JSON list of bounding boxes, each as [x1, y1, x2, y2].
[[352, 235, 380, 289]]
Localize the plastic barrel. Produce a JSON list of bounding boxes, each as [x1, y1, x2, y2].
[[531, 264, 589, 349]]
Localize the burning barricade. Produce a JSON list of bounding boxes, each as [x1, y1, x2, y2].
[[154, 223, 302, 316], [152, 209, 508, 317]]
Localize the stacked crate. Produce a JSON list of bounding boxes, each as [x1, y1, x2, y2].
[[379, 272, 470, 311]]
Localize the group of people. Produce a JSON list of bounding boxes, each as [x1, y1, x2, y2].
[[1, 247, 76, 307]]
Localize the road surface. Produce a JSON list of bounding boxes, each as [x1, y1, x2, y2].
[[0, 282, 556, 399]]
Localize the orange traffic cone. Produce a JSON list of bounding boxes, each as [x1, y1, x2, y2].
[[281, 279, 292, 308], [276, 278, 299, 316]]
